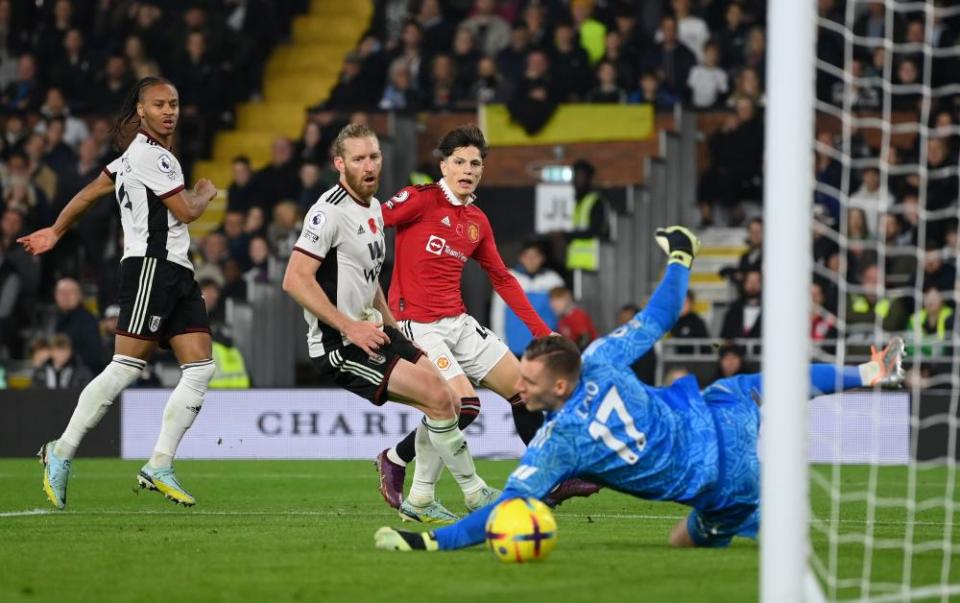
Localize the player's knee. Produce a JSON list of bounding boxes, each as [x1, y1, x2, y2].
[[420, 375, 457, 420]]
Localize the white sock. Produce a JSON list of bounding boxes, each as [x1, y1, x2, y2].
[[148, 359, 214, 468], [424, 416, 485, 498], [386, 447, 407, 467], [408, 422, 445, 506], [56, 355, 145, 460]]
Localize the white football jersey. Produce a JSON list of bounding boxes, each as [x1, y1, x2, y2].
[[294, 183, 387, 357], [105, 130, 192, 270]]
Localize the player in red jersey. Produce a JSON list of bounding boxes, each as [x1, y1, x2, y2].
[[374, 125, 598, 521]]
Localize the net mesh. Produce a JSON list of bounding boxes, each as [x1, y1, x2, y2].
[[809, 1, 960, 600]]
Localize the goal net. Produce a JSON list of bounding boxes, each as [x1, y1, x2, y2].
[[799, 1, 960, 601]]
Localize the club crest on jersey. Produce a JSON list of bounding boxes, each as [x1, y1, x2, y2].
[[467, 222, 480, 242], [425, 234, 446, 256], [368, 218, 378, 234], [369, 353, 386, 365], [157, 154, 173, 173], [436, 355, 451, 370], [390, 190, 409, 204], [148, 315, 162, 333]]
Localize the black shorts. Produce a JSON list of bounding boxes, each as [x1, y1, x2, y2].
[[116, 256, 211, 344], [311, 326, 424, 405]]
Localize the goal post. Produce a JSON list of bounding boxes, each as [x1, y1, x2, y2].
[[761, 0, 816, 601]]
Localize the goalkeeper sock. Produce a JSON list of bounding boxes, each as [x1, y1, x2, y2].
[[56, 355, 145, 460], [148, 359, 214, 468], [393, 397, 483, 465], [509, 394, 544, 444]]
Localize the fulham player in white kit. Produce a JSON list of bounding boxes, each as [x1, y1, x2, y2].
[[20, 77, 217, 508]]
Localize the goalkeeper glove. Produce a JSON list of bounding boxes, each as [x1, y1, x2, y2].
[[654, 226, 701, 269], [374, 527, 439, 552]]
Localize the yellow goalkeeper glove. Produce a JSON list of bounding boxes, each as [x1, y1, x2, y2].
[[654, 226, 701, 269]]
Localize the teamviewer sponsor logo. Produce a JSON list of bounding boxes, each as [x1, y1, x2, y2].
[[426, 235, 446, 255]]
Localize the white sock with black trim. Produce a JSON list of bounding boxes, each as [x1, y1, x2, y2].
[[56, 355, 146, 460], [408, 422, 444, 506], [148, 359, 215, 469], [423, 416, 485, 498]]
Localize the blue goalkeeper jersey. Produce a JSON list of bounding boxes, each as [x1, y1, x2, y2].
[[504, 273, 719, 507]]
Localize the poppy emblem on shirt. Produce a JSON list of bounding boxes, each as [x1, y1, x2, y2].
[[368, 218, 378, 234], [467, 222, 480, 242]]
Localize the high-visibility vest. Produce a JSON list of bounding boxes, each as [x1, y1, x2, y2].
[[850, 295, 890, 318], [566, 192, 602, 271], [210, 341, 251, 389], [409, 171, 432, 185], [907, 306, 953, 356]]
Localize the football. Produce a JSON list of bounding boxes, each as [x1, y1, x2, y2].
[[484, 497, 558, 563]]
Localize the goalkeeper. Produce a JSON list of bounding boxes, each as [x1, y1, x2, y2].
[[375, 226, 905, 551]]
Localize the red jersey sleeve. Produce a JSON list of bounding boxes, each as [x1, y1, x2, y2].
[[381, 186, 428, 227], [471, 214, 552, 337]]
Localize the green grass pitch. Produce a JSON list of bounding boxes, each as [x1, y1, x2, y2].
[[0, 459, 955, 602]]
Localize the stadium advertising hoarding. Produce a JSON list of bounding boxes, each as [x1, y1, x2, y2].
[[119, 389, 910, 463]]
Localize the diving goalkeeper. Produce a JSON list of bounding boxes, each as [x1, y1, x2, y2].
[[375, 226, 905, 551]]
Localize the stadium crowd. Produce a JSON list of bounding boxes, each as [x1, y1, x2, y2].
[[0, 0, 958, 388]]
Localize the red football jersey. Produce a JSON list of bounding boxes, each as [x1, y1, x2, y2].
[[382, 180, 552, 336]]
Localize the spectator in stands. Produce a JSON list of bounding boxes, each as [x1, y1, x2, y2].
[[671, 289, 710, 354], [738, 217, 764, 280], [830, 58, 880, 111], [726, 66, 763, 108], [52, 277, 102, 373], [715, 343, 745, 379], [37, 87, 90, 147], [741, 26, 766, 82], [0, 245, 21, 355], [426, 53, 460, 110], [461, 0, 510, 58], [32, 334, 93, 389], [417, 0, 455, 58], [490, 239, 563, 356], [688, 41, 729, 109], [3, 112, 26, 149], [880, 214, 916, 289], [1, 209, 38, 306], [520, 2, 550, 50], [924, 137, 959, 213], [329, 52, 370, 110], [628, 70, 679, 109], [892, 57, 921, 112], [549, 23, 592, 102], [601, 30, 636, 93], [548, 286, 597, 351], [23, 132, 59, 203], [2, 53, 42, 112], [662, 0, 709, 62], [49, 28, 92, 107], [245, 236, 272, 285], [296, 121, 325, 165], [450, 26, 481, 93], [617, 303, 656, 383], [252, 137, 299, 212], [810, 281, 837, 352], [922, 248, 956, 293], [268, 201, 301, 259], [123, 34, 160, 80], [2, 150, 51, 230], [221, 259, 247, 301], [849, 167, 882, 234], [721, 267, 762, 340], [813, 130, 842, 225], [90, 55, 132, 111], [641, 15, 696, 102], [698, 98, 764, 226], [854, 1, 905, 47], [379, 58, 423, 112], [468, 56, 504, 104], [907, 285, 955, 359], [507, 49, 558, 134], [496, 24, 530, 85], [845, 262, 909, 332], [585, 60, 627, 103], [227, 156, 257, 213], [570, 0, 606, 65], [716, 1, 748, 70], [200, 279, 225, 326], [245, 206, 267, 238], [389, 20, 426, 91], [296, 161, 326, 214], [41, 117, 77, 175], [220, 210, 250, 269], [195, 232, 228, 287]]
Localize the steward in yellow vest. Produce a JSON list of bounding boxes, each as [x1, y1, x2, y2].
[[565, 159, 611, 271]]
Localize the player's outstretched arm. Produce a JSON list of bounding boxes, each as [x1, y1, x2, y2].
[[17, 171, 115, 255], [583, 226, 700, 368]]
